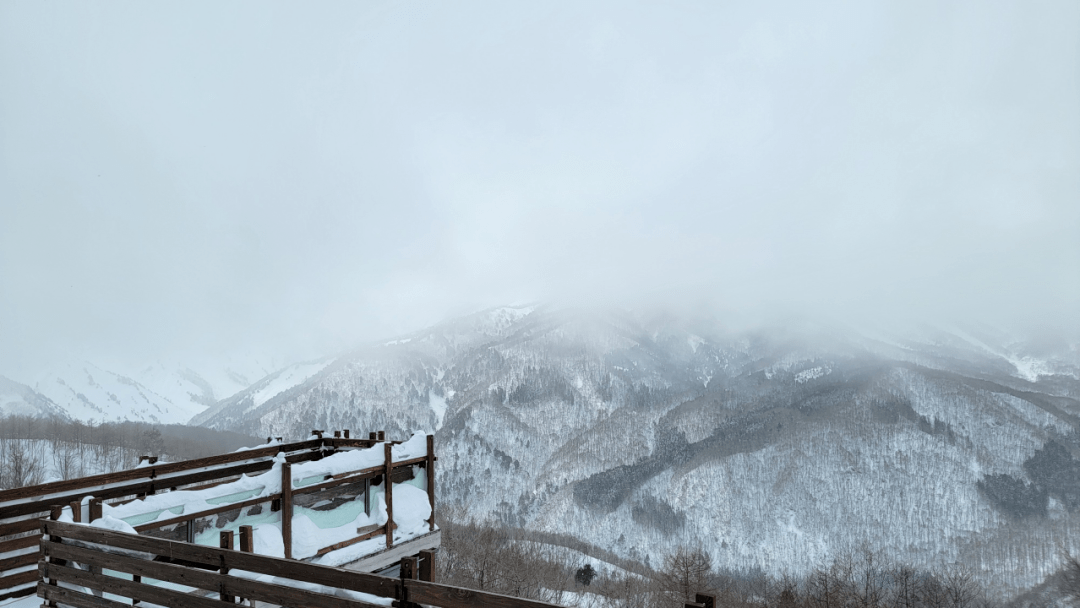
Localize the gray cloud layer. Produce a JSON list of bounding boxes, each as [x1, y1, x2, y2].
[[2, 1, 1077, 375]]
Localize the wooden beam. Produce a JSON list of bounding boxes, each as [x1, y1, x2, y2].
[[1, 454, 321, 520], [238, 526, 253, 554], [338, 530, 441, 575], [314, 524, 393, 557], [418, 550, 434, 582], [281, 462, 293, 560], [426, 434, 435, 531], [134, 494, 272, 532], [384, 443, 393, 548], [404, 579, 565, 608], [0, 439, 323, 507], [219, 530, 234, 603]]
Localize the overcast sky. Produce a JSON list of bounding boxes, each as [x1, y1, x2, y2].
[[1, 1, 1078, 375]]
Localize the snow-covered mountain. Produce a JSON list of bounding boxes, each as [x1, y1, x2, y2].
[[0, 374, 68, 418], [190, 305, 1080, 595], [20, 356, 284, 425]]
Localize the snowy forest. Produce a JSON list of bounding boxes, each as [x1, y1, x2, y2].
[[0, 414, 260, 489]]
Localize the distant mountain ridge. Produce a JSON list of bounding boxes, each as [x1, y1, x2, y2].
[[4, 356, 285, 424], [190, 305, 1080, 595]]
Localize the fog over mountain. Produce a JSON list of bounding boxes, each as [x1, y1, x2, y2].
[[1, 1, 1078, 600], [1, 1, 1077, 379], [182, 304, 1080, 595]]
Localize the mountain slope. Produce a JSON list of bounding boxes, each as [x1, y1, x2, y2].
[[26, 357, 283, 424], [0, 374, 68, 418], [195, 306, 1080, 595]]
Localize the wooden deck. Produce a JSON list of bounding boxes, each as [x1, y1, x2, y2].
[[0, 430, 439, 602]]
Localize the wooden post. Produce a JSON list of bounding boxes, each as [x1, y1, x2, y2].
[[363, 478, 371, 516], [47, 506, 62, 606], [401, 556, 417, 580], [312, 429, 324, 439], [426, 434, 435, 531], [418, 550, 435, 582], [220, 530, 234, 603], [369, 432, 377, 441], [281, 462, 293, 559], [334, 430, 341, 438], [239, 525, 254, 553], [377, 430, 385, 441], [69, 500, 81, 523], [384, 443, 393, 548], [343, 429, 350, 439], [238, 526, 253, 606], [88, 497, 102, 522]]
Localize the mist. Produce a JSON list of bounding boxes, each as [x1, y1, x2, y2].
[[1, 1, 1077, 377]]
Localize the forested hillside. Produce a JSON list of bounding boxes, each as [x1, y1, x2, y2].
[[192, 306, 1080, 595]]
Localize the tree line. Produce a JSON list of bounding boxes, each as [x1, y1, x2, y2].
[[0, 414, 261, 490], [435, 513, 1077, 608]]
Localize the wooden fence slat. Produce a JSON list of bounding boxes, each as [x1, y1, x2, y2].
[[0, 534, 41, 553], [405, 580, 566, 608], [40, 561, 229, 608], [42, 520, 398, 598], [38, 584, 125, 608], [0, 517, 46, 537], [42, 547, 386, 608], [38, 582, 134, 608], [0, 568, 38, 590], [0, 550, 37, 571], [0, 586, 35, 603]]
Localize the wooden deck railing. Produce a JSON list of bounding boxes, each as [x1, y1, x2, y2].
[[38, 519, 561, 608], [0, 430, 435, 602]]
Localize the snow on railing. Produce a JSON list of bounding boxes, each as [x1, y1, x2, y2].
[[0, 430, 436, 602]]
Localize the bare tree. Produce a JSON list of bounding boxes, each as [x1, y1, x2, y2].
[[657, 547, 712, 608], [0, 437, 46, 489], [940, 566, 980, 608], [1061, 549, 1080, 606]]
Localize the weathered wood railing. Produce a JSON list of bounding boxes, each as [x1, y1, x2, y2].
[[1, 430, 435, 601], [38, 519, 560, 608]]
